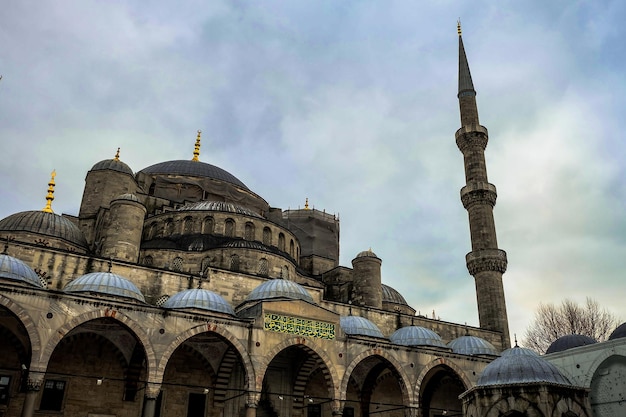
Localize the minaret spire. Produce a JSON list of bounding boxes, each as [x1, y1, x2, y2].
[[455, 25, 510, 348]]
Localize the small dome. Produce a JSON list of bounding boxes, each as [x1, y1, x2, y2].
[[245, 279, 314, 303], [163, 289, 234, 315], [355, 249, 378, 259], [477, 346, 571, 386], [0, 253, 43, 287], [448, 335, 499, 356], [390, 326, 446, 347], [381, 284, 409, 306], [501, 346, 539, 357], [0, 211, 88, 249], [178, 201, 262, 218], [609, 322, 626, 340], [140, 160, 249, 190], [64, 272, 145, 302], [91, 159, 134, 175], [113, 193, 140, 203], [340, 316, 385, 338], [546, 334, 597, 354]]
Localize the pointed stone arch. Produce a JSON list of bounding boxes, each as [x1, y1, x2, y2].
[[552, 397, 590, 417], [484, 396, 544, 417], [0, 295, 41, 368], [415, 357, 472, 392], [341, 348, 413, 406], [256, 336, 340, 401], [583, 347, 626, 386], [38, 308, 157, 380], [157, 322, 254, 391]]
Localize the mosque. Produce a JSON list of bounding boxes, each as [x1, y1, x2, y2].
[[0, 26, 624, 417]]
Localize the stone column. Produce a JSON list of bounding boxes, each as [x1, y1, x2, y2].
[[142, 383, 161, 417], [245, 392, 259, 417], [20, 374, 43, 417]]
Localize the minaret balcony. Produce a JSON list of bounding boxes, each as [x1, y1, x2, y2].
[[455, 124, 489, 153], [465, 249, 508, 275], [460, 182, 497, 209]]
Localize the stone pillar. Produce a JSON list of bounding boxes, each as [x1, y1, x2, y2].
[[142, 383, 161, 417], [245, 392, 259, 417], [20, 374, 43, 417]]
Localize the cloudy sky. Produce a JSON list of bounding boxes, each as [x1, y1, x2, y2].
[[2, 1, 625, 345]]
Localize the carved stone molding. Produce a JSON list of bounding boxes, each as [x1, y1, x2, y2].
[[466, 249, 508, 275], [461, 182, 497, 209], [455, 124, 489, 153]]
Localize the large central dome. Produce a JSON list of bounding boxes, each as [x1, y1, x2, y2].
[[139, 160, 249, 190]]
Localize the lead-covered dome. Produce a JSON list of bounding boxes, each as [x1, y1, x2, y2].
[[390, 326, 446, 347], [355, 249, 379, 259], [448, 335, 499, 356], [381, 284, 408, 306], [0, 253, 43, 287], [477, 346, 571, 386], [245, 279, 314, 303], [609, 322, 626, 340], [340, 316, 385, 338], [546, 334, 597, 354], [64, 272, 145, 302], [140, 160, 249, 190], [163, 289, 234, 315], [0, 211, 88, 249], [91, 159, 133, 175], [178, 201, 262, 218]]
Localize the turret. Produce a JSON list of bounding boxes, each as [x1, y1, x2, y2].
[[456, 23, 510, 347], [100, 194, 146, 263], [351, 249, 382, 309]]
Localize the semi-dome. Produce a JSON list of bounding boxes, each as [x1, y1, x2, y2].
[[477, 346, 571, 386], [390, 326, 446, 347], [381, 284, 409, 306], [178, 201, 262, 218], [0, 253, 43, 287], [64, 272, 145, 302], [609, 322, 626, 340], [546, 334, 597, 354], [163, 289, 234, 315], [340, 316, 385, 338], [0, 211, 88, 249], [140, 160, 249, 190], [448, 335, 499, 356], [245, 279, 314, 303], [91, 158, 134, 176], [223, 240, 270, 251]]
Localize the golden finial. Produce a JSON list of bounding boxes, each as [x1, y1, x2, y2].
[[192, 130, 201, 162], [457, 19, 462, 36], [42, 170, 56, 213], [304, 198, 309, 210], [114, 147, 120, 161]]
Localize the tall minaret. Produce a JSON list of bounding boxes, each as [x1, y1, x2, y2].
[[455, 23, 510, 348]]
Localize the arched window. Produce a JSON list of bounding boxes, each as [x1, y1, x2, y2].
[[245, 222, 255, 241], [263, 227, 272, 246], [230, 254, 240, 272], [281, 265, 289, 279], [278, 233, 285, 251], [258, 258, 269, 277], [171, 257, 184, 271], [155, 295, 169, 307], [201, 257, 212, 277], [165, 219, 175, 235], [183, 216, 194, 233], [225, 219, 235, 237], [142, 256, 153, 266], [289, 239, 295, 257], [202, 216, 214, 234], [148, 183, 156, 196], [146, 223, 157, 240]]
